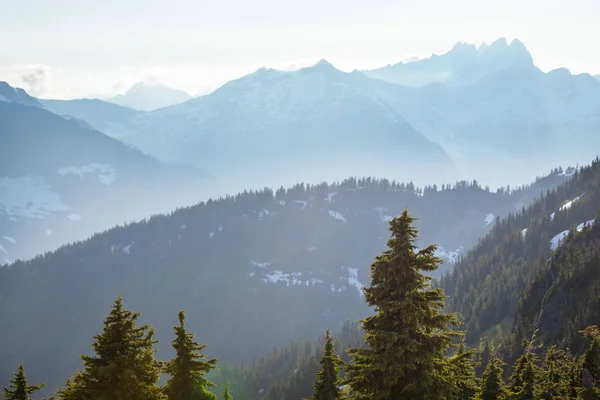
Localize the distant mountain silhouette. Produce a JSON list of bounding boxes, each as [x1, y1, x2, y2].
[[108, 82, 192, 111]]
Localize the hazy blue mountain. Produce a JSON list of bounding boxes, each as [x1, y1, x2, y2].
[[377, 65, 600, 185], [35, 40, 600, 191], [364, 38, 535, 87], [41, 98, 142, 139], [0, 90, 212, 264], [108, 82, 192, 111], [0, 81, 43, 107], [79, 60, 456, 192], [0, 169, 571, 396], [595, 74, 600, 82]]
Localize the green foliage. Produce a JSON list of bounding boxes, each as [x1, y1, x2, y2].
[[57, 294, 164, 400], [538, 345, 579, 399], [310, 330, 343, 400], [221, 383, 232, 400], [449, 339, 479, 400], [164, 311, 218, 400], [344, 210, 461, 400], [1, 365, 44, 400], [479, 355, 506, 400], [581, 326, 600, 386]]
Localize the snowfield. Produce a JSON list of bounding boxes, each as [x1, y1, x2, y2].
[[0, 176, 69, 218]]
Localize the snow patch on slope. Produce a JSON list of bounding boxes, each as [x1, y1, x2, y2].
[[3, 237, 16, 244], [577, 219, 595, 232], [328, 210, 346, 223], [485, 213, 495, 226], [550, 230, 569, 250], [435, 246, 464, 264], [374, 207, 394, 222], [0, 177, 69, 218], [559, 195, 583, 212], [58, 164, 116, 186]]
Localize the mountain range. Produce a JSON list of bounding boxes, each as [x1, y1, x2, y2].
[[39, 39, 600, 191]]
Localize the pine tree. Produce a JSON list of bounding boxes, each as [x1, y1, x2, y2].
[[222, 383, 232, 400], [449, 338, 479, 400], [344, 210, 461, 400], [479, 355, 505, 400], [164, 310, 218, 400], [2, 365, 44, 400], [311, 330, 343, 400], [58, 294, 164, 400]]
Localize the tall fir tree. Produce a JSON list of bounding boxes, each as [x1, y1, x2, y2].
[[344, 210, 461, 400], [164, 311, 218, 400], [57, 294, 164, 400], [449, 338, 479, 400], [311, 330, 343, 400], [2, 365, 44, 400], [479, 355, 505, 400]]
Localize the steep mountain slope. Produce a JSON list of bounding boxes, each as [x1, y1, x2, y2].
[[512, 215, 600, 353], [441, 159, 600, 345], [0, 97, 209, 263], [41, 98, 142, 139], [108, 82, 193, 111], [0, 172, 569, 395], [364, 38, 534, 87]]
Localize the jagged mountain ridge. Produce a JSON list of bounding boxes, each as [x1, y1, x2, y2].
[[364, 38, 534, 87], [0, 171, 571, 395]]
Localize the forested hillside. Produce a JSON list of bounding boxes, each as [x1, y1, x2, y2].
[[5, 210, 600, 399], [442, 157, 600, 346], [0, 173, 568, 395]]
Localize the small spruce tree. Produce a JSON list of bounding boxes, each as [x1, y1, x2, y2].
[[57, 294, 164, 400], [2, 365, 44, 400], [311, 330, 343, 400], [164, 310, 218, 400], [344, 210, 461, 400], [479, 355, 505, 400]]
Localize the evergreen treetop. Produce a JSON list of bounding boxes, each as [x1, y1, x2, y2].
[[311, 330, 343, 400], [2, 365, 44, 400], [345, 210, 461, 400], [479, 355, 505, 400], [164, 310, 219, 400], [57, 294, 164, 400]]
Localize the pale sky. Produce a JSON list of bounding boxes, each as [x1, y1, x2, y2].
[[1, 0, 599, 99]]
